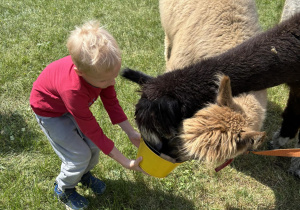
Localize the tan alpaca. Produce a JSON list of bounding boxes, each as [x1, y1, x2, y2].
[[181, 75, 267, 163], [159, 0, 262, 71]]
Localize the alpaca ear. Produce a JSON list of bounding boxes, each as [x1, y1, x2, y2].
[[239, 131, 266, 147], [216, 75, 234, 107], [121, 68, 154, 85]]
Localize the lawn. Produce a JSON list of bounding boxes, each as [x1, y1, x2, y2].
[[1, 0, 300, 209]]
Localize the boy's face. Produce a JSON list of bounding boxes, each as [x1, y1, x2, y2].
[[76, 62, 121, 89]]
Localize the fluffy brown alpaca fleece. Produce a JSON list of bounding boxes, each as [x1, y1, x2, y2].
[[181, 75, 266, 163]]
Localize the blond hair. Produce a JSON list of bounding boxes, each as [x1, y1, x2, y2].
[[67, 20, 121, 73]]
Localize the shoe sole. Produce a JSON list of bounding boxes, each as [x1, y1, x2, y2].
[[65, 204, 73, 210], [64, 203, 86, 210], [54, 192, 87, 210]]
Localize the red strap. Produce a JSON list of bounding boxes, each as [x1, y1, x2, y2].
[[215, 158, 234, 172]]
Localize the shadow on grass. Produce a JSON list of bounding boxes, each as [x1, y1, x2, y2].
[[85, 178, 195, 210], [0, 111, 42, 154], [229, 100, 300, 210]]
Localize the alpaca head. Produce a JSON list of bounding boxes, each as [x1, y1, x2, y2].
[[180, 75, 266, 163], [121, 68, 184, 158]]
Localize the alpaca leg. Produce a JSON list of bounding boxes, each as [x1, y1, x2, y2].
[[281, 0, 300, 22], [271, 85, 300, 178], [270, 85, 300, 149], [288, 135, 300, 178]]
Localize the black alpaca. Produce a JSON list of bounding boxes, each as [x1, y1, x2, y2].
[[122, 13, 300, 161]]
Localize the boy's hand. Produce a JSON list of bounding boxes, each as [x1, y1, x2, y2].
[[128, 157, 149, 175], [128, 130, 141, 148], [108, 147, 148, 175], [128, 156, 143, 171]]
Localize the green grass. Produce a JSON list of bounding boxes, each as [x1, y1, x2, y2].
[[1, 0, 300, 209]]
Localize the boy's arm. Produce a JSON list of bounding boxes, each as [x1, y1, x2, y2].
[[100, 86, 128, 124], [118, 120, 141, 148], [100, 87, 140, 146]]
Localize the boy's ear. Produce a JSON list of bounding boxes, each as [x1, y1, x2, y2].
[[74, 67, 84, 76]]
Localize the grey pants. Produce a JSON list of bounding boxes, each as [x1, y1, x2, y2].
[[35, 113, 100, 191]]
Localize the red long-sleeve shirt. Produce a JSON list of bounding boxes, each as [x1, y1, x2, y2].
[[30, 56, 127, 154]]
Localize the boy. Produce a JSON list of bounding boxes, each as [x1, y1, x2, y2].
[[30, 20, 144, 209]]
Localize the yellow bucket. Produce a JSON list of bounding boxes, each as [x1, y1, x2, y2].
[[136, 139, 182, 178]]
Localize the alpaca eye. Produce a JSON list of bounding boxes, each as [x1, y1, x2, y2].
[[237, 132, 242, 140]]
